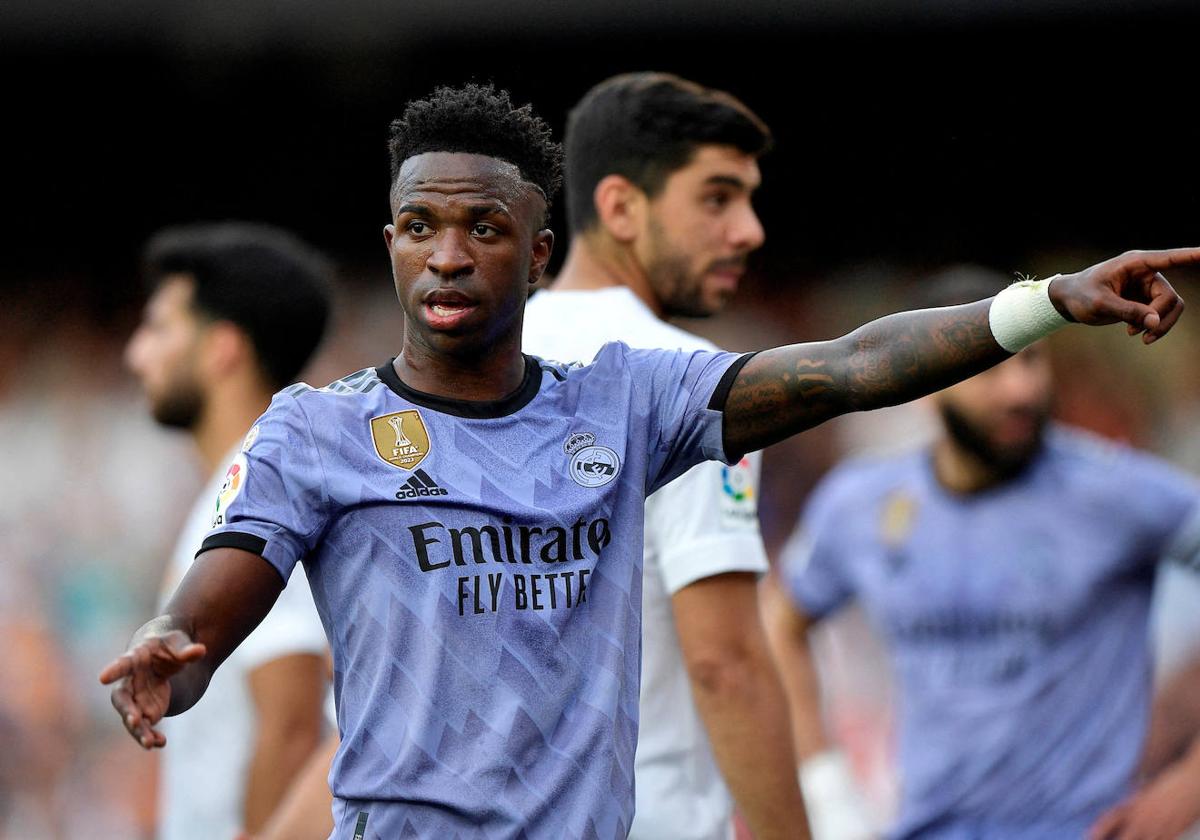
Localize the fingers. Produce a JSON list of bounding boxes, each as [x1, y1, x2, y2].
[[1128, 247, 1200, 272], [105, 637, 195, 750], [110, 678, 167, 749], [98, 652, 133, 685], [152, 632, 206, 671], [1089, 803, 1128, 840], [1097, 292, 1157, 332], [1142, 273, 1185, 344], [172, 641, 207, 663]]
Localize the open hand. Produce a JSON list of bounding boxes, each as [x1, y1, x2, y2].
[[1049, 248, 1193, 344], [98, 629, 206, 749]]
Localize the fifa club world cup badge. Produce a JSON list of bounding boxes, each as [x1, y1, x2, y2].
[[564, 431, 621, 488], [370, 410, 432, 470]]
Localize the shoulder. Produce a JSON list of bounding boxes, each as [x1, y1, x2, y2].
[[530, 355, 580, 382], [1045, 424, 1200, 519], [525, 287, 720, 358], [609, 304, 721, 352], [1046, 425, 1192, 489], [268, 366, 386, 416], [284, 366, 384, 401], [570, 340, 678, 372], [808, 450, 924, 518]]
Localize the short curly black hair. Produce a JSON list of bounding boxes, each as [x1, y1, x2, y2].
[[388, 83, 563, 222]]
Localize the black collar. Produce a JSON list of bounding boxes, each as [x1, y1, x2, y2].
[[374, 355, 543, 419]]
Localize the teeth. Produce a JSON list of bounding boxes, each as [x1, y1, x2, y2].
[[432, 304, 462, 317]]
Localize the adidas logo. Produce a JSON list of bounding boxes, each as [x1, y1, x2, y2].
[[395, 469, 450, 500]]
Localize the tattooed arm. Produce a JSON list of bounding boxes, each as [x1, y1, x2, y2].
[[722, 248, 1192, 456]]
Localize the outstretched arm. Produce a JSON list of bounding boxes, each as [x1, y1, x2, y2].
[[723, 248, 1191, 456], [99, 547, 285, 749]]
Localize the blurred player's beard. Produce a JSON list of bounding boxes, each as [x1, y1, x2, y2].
[[150, 373, 206, 430], [939, 402, 1049, 480], [644, 217, 726, 318]]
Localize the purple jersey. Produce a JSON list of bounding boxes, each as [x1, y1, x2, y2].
[[783, 426, 1200, 839], [200, 342, 749, 840]]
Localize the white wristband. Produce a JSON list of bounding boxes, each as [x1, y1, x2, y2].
[[988, 275, 1071, 353], [799, 750, 876, 840]]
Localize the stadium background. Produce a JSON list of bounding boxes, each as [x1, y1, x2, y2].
[[3, 1, 1199, 835]]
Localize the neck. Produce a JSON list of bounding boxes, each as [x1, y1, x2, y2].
[[931, 437, 1005, 495], [393, 329, 527, 402], [192, 381, 273, 473], [553, 232, 664, 318]]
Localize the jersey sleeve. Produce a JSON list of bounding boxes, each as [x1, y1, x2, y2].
[[1118, 448, 1200, 572], [612, 343, 753, 495], [197, 391, 330, 582], [779, 469, 858, 620], [645, 452, 769, 594]]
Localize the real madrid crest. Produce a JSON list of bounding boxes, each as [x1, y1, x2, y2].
[[564, 430, 621, 488], [370, 409, 432, 470]]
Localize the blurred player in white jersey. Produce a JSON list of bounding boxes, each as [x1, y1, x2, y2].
[[125, 223, 333, 839], [524, 72, 807, 840]]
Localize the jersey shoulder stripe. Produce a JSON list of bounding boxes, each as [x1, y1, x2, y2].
[[276, 367, 383, 401]]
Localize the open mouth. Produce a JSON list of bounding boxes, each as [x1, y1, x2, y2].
[[423, 289, 478, 329]]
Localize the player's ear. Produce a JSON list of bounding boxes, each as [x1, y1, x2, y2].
[[529, 229, 555, 285], [201, 320, 253, 381], [594, 174, 645, 244]]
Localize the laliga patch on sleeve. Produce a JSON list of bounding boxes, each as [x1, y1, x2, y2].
[[212, 452, 249, 527], [241, 423, 261, 452], [719, 458, 759, 529]]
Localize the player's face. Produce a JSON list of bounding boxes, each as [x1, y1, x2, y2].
[[638, 144, 764, 318], [935, 344, 1054, 473], [384, 152, 554, 355], [124, 275, 207, 429]]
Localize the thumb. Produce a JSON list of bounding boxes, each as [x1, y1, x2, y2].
[[160, 630, 206, 662], [1096, 292, 1159, 332], [1088, 802, 1129, 840]]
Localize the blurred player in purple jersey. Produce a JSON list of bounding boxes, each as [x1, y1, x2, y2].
[[101, 83, 1194, 839], [125, 223, 332, 839], [765, 267, 1200, 840]]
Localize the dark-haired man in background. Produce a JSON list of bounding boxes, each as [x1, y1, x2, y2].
[[125, 222, 333, 840], [764, 267, 1200, 840], [524, 72, 807, 840], [102, 84, 1191, 839]]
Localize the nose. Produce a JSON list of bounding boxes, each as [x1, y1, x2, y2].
[[729, 203, 765, 252], [124, 327, 147, 374], [994, 353, 1050, 407], [427, 228, 475, 278]]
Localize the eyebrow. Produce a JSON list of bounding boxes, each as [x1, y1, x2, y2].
[[394, 202, 513, 219], [703, 174, 756, 191]]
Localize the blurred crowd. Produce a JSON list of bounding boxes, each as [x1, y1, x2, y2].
[[1, 256, 1197, 838]]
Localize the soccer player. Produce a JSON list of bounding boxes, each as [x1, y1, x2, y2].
[[763, 268, 1200, 840], [101, 84, 1192, 839], [523, 73, 806, 840], [124, 223, 333, 839]]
